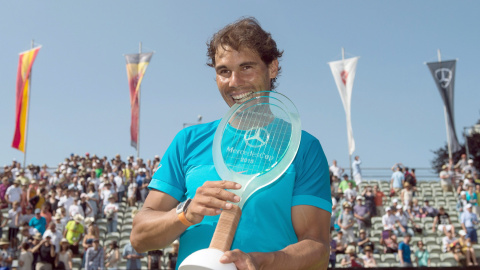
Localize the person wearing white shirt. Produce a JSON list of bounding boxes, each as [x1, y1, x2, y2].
[[58, 189, 75, 213], [68, 197, 84, 219], [329, 160, 344, 179], [114, 171, 125, 203], [7, 202, 22, 241], [5, 180, 22, 204], [104, 195, 119, 234], [43, 223, 62, 253], [382, 207, 403, 236], [441, 231, 457, 253], [352, 156, 362, 185]]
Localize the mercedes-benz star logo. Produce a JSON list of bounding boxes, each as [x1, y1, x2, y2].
[[244, 127, 270, 148], [435, 68, 452, 89]]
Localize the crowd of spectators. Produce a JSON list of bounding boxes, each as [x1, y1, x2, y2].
[[329, 157, 480, 268], [0, 153, 178, 270]]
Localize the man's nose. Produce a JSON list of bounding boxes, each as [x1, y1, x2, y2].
[[229, 71, 244, 88]]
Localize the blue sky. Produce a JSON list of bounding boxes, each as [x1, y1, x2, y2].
[[0, 1, 479, 175]]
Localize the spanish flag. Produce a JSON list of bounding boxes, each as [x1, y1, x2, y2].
[[12, 46, 41, 152], [125, 52, 153, 150]]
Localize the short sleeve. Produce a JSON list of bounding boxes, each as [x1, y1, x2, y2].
[[148, 130, 188, 201], [292, 132, 332, 213]]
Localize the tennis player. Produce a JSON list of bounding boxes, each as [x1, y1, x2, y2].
[[131, 17, 332, 270]]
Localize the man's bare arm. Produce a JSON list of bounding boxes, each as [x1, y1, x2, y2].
[[222, 205, 331, 270]]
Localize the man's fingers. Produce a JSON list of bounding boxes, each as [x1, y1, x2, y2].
[[203, 180, 242, 190]]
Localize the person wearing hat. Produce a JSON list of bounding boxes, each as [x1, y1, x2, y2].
[[460, 203, 479, 244], [421, 199, 438, 218], [100, 180, 115, 212], [337, 203, 355, 243], [84, 238, 104, 270], [357, 229, 375, 255], [53, 212, 66, 235], [57, 238, 73, 270], [63, 214, 84, 256], [338, 174, 357, 193], [362, 245, 377, 268], [439, 164, 453, 192], [103, 194, 119, 233], [29, 208, 47, 235], [0, 238, 13, 268], [340, 245, 363, 267], [382, 206, 403, 236], [457, 230, 478, 266], [68, 196, 85, 220], [136, 167, 150, 202], [122, 240, 146, 270], [466, 183, 478, 213], [400, 181, 413, 206], [6, 178, 22, 206], [167, 239, 179, 270], [7, 201, 22, 243], [463, 159, 478, 178], [395, 205, 416, 237], [31, 234, 55, 270]]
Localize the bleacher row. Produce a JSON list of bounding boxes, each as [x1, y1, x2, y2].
[[332, 179, 480, 267]]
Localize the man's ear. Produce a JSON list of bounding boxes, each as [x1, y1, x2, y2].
[[269, 59, 279, 79]]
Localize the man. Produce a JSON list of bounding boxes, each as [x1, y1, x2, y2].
[[460, 204, 478, 244], [421, 200, 438, 218], [338, 174, 357, 193], [439, 165, 453, 192], [5, 179, 22, 205], [463, 159, 477, 178], [84, 238, 104, 270], [432, 206, 455, 235], [29, 209, 47, 235], [352, 156, 362, 185], [123, 241, 146, 270], [353, 196, 371, 232], [43, 222, 62, 253], [104, 194, 119, 233], [455, 154, 468, 171], [357, 229, 375, 255], [131, 17, 331, 269], [63, 214, 84, 255], [395, 205, 416, 237], [441, 230, 457, 253], [31, 235, 55, 270], [398, 234, 413, 267], [329, 160, 344, 179], [382, 207, 403, 236], [390, 166, 404, 196], [337, 203, 355, 244]]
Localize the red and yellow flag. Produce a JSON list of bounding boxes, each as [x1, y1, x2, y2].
[[125, 52, 153, 149], [12, 46, 41, 152]]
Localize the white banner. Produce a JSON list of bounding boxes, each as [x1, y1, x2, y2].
[[328, 57, 359, 156]]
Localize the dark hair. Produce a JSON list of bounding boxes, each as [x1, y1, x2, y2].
[[206, 17, 283, 89], [110, 240, 119, 249], [22, 242, 30, 250]]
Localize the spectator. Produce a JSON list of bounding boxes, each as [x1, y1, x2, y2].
[[335, 231, 347, 255], [432, 206, 455, 235], [168, 240, 179, 270], [43, 223, 62, 253], [361, 185, 376, 217], [382, 207, 401, 235], [343, 182, 357, 202], [372, 185, 385, 217], [421, 199, 437, 218], [395, 205, 416, 237], [84, 218, 99, 239], [86, 184, 100, 218], [147, 249, 163, 270], [6, 179, 22, 206], [453, 243, 467, 267], [122, 241, 146, 270], [56, 238, 73, 270], [414, 240, 430, 267], [31, 235, 55, 270], [352, 156, 362, 185], [127, 176, 138, 207], [381, 230, 398, 254], [457, 230, 478, 266], [390, 166, 404, 196], [362, 246, 376, 268], [105, 240, 120, 270], [337, 203, 355, 243], [328, 229, 337, 268], [357, 229, 375, 255], [79, 194, 94, 218], [466, 183, 478, 214], [0, 238, 13, 269], [457, 191, 468, 218], [18, 242, 33, 270], [404, 167, 417, 195], [58, 188, 75, 214], [40, 204, 52, 228], [460, 204, 478, 244], [463, 159, 477, 178], [29, 209, 47, 235], [400, 182, 413, 206], [84, 238, 104, 270], [353, 196, 371, 232], [329, 160, 344, 179], [398, 234, 413, 267], [338, 174, 357, 193], [135, 168, 150, 202], [439, 164, 453, 192], [82, 225, 97, 253], [63, 214, 84, 256], [7, 201, 21, 242], [103, 194, 119, 233], [442, 230, 458, 253], [340, 245, 363, 268], [114, 170, 125, 204], [0, 177, 10, 209]]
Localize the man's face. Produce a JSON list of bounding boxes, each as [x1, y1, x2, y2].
[[214, 46, 278, 107]]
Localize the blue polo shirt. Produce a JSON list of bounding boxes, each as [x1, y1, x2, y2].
[[149, 120, 332, 268]]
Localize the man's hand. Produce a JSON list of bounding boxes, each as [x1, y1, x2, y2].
[[186, 180, 241, 224], [220, 250, 260, 270]]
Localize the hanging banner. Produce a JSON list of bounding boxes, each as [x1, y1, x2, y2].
[[12, 46, 41, 152], [125, 52, 153, 150], [426, 60, 461, 153], [328, 56, 359, 156]]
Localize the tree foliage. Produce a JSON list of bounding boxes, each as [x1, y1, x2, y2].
[[431, 121, 480, 173]]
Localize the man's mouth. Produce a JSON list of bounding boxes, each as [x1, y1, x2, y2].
[[232, 91, 254, 103]]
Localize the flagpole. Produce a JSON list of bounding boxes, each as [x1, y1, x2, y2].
[[137, 42, 142, 159], [438, 49, 453, 160], [342, 47, 354, 179], [23, 40, 34, 169]]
